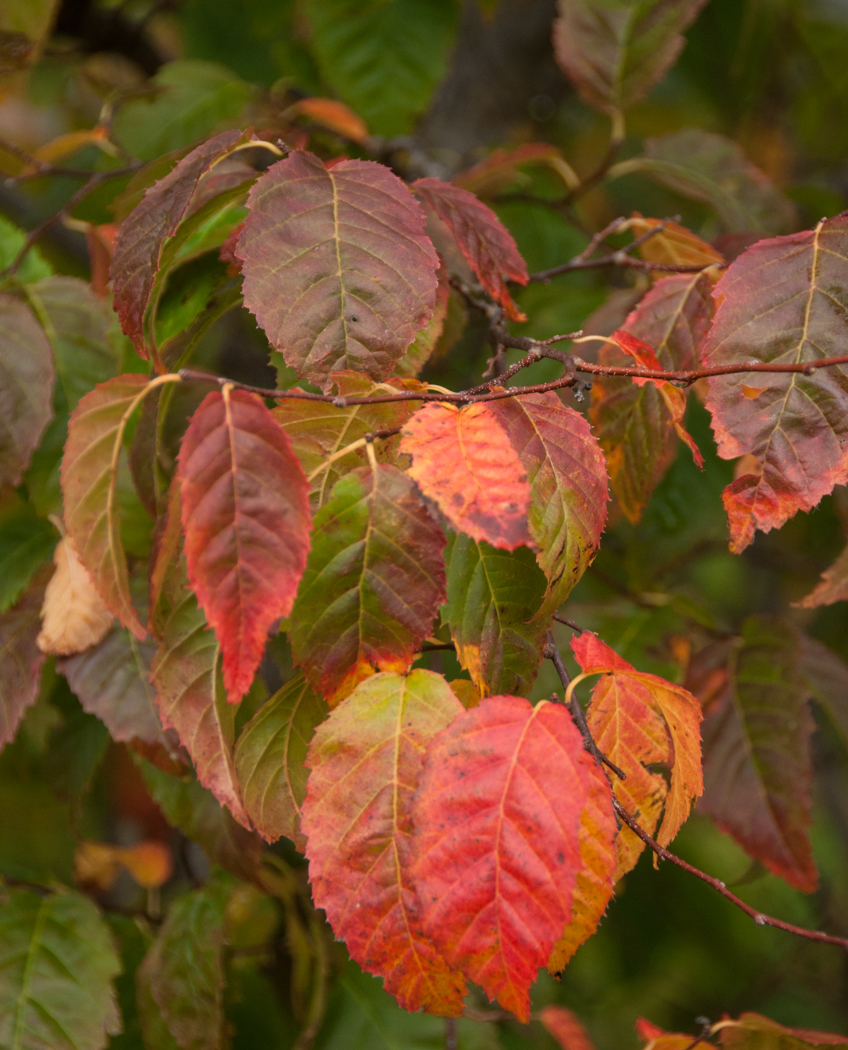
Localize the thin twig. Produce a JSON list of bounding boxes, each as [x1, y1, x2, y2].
[[544, 632, 626, 781], [612, 798, 848, 952], [445, 1018, 458, 1050], [553, 613, 585, 633]]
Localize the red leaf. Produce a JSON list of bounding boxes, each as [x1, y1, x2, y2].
[[400, 401, 533, 550], [489, 392, 609, 617], [573, 633, 703, 865], [178, 387, 312, 703], [692, 616, 817, 892], [540, 1006, 599, 1050], [453, 144, 572, 197], [410, 695, 591, 1021], [591, 273, 713, 521], [289, 465, 446, 704], [301, 670, 466, 1015], [285, 97, 369, 145], [702, 213, 848, 552], [0, 566, 49, 749], [110, 129, 248, 359], [237, 150, 439, 388], [412, 177, 528, 320]]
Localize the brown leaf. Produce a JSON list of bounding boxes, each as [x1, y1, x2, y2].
[[37, 536, 113, 657]]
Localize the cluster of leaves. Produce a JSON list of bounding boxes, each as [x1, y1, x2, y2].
[[2, 0, 848, 1048]]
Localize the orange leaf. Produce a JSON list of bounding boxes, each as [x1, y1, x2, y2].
[[540, 1006, 599, 1050], [628, 214, 724, 273], [411, 695, 592, 1021], [400, 401, 533, 550], [412, 177, 528, 320], [115, 840, 173, 889], [286, 97, 369, 144], [301, 670, 467, 1015], [178, 386, 312, 703], [573, 634, 703, 869], [795, 541, 848, 608], [548, 761, 617, 973], [453, 143, 569, 197]]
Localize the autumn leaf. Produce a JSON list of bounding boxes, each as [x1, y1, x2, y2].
[[443, 534, 550, 697], [272, 370, 423, 509], [178, 386, 311, 703], [628, 215, 724, 273], [693, 616, 817, 892], [716, 1013, 848, 1050], [400, 400, 533, 550], [548, 761, 617, 974], [794, 542, 848, 608], [411, 695, 592, 1021], [234, 672, 328, 848], [37, 535, 114, 657], [289, 464, 446, 704], [489, 391, 609, 616], [395, 259, 451, 378], [301, 669, 466, 1015], [702, 213, 848, 553], [0, 293, 55, 487], [591, 273, 713, 522], [553, 0, 708, 115], [573, 633, 703, 867], [110, 128, 251, 361], [797, 633, 848, 755], [62, 374, 169, 639], [150, 556, 249, 828], [411, 177, 528, 319], [540, 1006, 599, 1050], [237, 149, 439, 388], [0, 565, 50, 748], [453, 143, 576, 198], [285, 97, 369, 144]]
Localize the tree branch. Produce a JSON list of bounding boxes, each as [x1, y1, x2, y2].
[[612, 799, 848, 953]]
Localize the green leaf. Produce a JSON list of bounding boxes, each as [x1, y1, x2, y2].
[[289, 465, 446, 704], [0, 503, 56, 614], [137, 877, 233, 1050], [443, 534, 550, 697], [113, 60, 252, 162], [24, 276, 122, 412], [0, 887, 122, 1050], [234, 672, 328, 848], [0, 214, 52, 284], [45, 706, 110, 806], [136, 758, 263, 882], [304, 0, 458, 136]]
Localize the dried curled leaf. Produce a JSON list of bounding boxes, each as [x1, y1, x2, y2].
[[37, 535, 114, 656]]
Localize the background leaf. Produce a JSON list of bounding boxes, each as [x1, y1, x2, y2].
[[178, 387, 311, 702], [0, 566, 49, 749], [290, 465, 446, 704], [0, 888, 121, 1050], [234, 672, 328, 848], [237, 150, 439, 388], [302, 670, 466, 1015], [0, 502, 56, 613]]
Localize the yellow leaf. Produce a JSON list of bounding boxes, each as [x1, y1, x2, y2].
[[115, 840, 173, 889], [37, 534, 113, 655]]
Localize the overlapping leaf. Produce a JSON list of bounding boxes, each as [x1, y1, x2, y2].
[[547, 761, 617, 974], [150, 556, 249, 828], [489, 391, 608, 616], [302, 670, 466, 1015], [395, 260, 450, 378], [0, 501, 56, 613], [0, 888, 121, 1050], [110, 128, 251, 360], [0, 293, 54, 487], [453, 144, 576, 198], [540, 1006, 599, 1050], [627, 215, 724, 272], [25, 275, 121, 411], [411, 178, 528, 319], [702, 213, 848, 553], [290, 464, 446, 704], [400, 401, 532, 549], [36, 535, 114, 657], [574, 633, 702, 866], [138, 876, 232, 1050], [795, 542, 848, 608], [234, 672, 328, 847], [0, 566, 49, 749], [798, 633, 848, 754], [272, 370, 423, 508], [553, 0, 708, 115], [237, 149, 439, 388], [62, 374, 156, 639], [443, 534, 549, 697], [590, 272, 713, 522], [717, 1013, 848, 1050], [411, 695, 591, 1021], [178, 387, 311, 703], [58, 626, 171, 752], [694, 617, 817, 892]]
